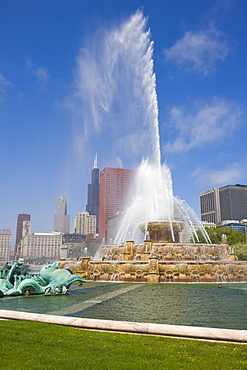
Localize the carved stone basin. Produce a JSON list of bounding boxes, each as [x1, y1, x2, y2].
[[139, 220, 184, 243]]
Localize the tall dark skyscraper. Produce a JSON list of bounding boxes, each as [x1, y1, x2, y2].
[[86, 155, 99, 233], [15, 213, 30, 257]]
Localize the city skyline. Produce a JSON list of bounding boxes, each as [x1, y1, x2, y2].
[[1, 1, 246, 243]]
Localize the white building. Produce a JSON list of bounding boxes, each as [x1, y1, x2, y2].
[[53, 195, 70, 233], [73, 211, 96, 235], [21, 232, 62, 263], [0, 230, 11, 262]]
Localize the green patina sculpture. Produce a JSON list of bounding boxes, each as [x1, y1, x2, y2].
[[0, 262, 86, 297]]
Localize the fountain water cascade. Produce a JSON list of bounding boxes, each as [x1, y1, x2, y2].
[[67, 11, 247, 282], [90, 10, 210, 246]]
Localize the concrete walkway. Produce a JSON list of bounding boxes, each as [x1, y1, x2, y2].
[[0, 309, 246, 343]]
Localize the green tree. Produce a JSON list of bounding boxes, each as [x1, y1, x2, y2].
[[226, 232, 246, 245], [192, 229, 206, 243], [194, 226, 232, 244], [194, 226, 246, 245], [206, 227, 223, 243], [232, 243, 247, 261]]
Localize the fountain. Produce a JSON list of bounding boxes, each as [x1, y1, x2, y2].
[[68, 226, 246, 283], [67, 11, 247, 282]]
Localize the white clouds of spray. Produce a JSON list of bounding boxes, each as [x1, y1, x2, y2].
[[70, 10, 161, 168]]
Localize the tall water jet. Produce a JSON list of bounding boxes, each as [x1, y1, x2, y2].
[[74, 10, 209, 244], [74, 10, 162, 169], [106, 11, 209, 244]]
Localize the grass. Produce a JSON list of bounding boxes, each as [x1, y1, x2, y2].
[[0, 320, 246, 370]]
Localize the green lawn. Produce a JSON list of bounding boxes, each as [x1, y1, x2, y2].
[[0, 320, 246, 370]]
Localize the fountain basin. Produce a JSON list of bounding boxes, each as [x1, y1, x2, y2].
[[139, 220, 184, 243]]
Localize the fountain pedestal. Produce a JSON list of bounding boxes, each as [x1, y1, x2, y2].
[[140, 221, 184, 243]]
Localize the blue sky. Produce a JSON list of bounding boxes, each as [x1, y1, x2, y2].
[[1, 0, 246, 245]]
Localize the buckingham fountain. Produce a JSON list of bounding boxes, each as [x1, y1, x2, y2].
[[63, 11, 246, 283], [61, 11, 246, 283], [69, 221, 247, 283]]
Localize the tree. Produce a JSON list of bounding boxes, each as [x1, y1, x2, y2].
[[226, 232, 246, 245], [194, 226, 246, 245], [194, 226, 232, 244], [232, 243, 247, 261]]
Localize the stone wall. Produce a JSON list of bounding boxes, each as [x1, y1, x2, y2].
[[67, 257, 247, 283]]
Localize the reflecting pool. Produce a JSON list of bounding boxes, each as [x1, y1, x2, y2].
[[0, 282, 246, 330]]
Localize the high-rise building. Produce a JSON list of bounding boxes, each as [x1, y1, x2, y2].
[[200, 184, 247, 223], [86, 155, 99, 233], [99, 167, 134, 241], [73, 211, 96, 235], [53, 196, 70, 233], [0, 229, 11, 262], [15, 213, 31, 258], [200, 188, 220, 224]]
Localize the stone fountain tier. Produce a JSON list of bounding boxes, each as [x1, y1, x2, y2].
[[139, 220, 184, 243], [63, 240, 247, 283], [90, 241, 233, 262]]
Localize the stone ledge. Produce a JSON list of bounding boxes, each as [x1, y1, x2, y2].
[[0, 309, 246, 343]]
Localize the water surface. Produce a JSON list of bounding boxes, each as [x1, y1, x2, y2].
[[1, 282, 246, 330]]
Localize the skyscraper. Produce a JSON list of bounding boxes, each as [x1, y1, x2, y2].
[[15, 213, 31, 258], [99, 167, 134, 241], [73, 211, 96, 235], [53, 196, 70, 233], [86, 154, 99, 233], [200, 184, 247, 223], [200, 188, 221, 224]]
